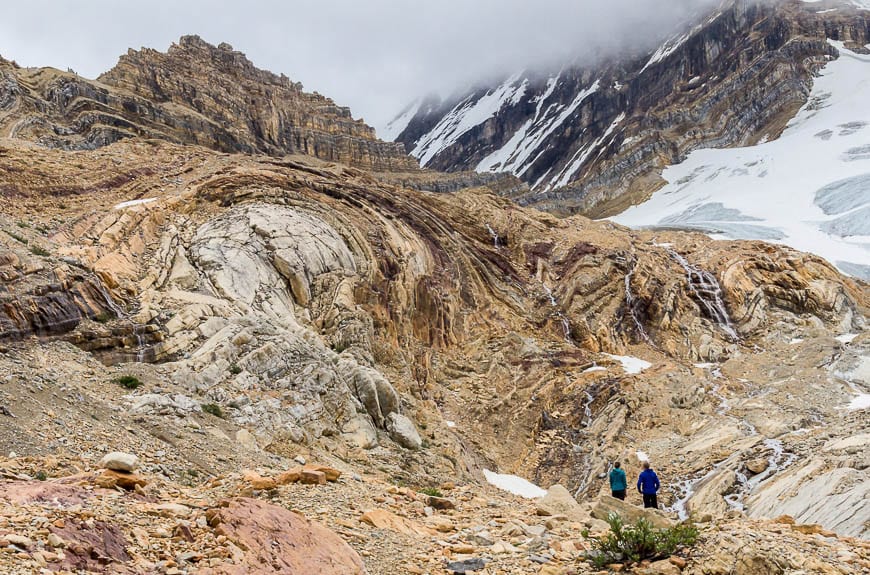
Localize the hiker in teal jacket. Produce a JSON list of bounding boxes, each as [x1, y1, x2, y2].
[[609, 461, 627, 500]]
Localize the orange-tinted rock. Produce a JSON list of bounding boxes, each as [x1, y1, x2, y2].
[[199, 498, 367, 574], [300, 469, 327, 485], [241, 470, 277, 490], [94, 469, 147, 491], [303, 464, 341, 482], [276, 467, 302, 485]]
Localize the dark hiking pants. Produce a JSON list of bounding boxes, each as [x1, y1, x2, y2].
[[642, 493, 658, 508], [611, 490, 626, 500]]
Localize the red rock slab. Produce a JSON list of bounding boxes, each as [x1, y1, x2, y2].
[[0, 474, 95, 508], [48, 518, 134, 574], [201, 497, 368, 575]]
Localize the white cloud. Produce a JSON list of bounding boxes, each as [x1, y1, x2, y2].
[[0, 0, 722, 131]]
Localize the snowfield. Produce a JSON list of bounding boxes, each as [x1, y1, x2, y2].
[[614, 41, 870, 279]]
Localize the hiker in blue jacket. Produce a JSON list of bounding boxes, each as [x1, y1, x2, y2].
[[636, 461, 660, 509], [609, 461, 627, 500]]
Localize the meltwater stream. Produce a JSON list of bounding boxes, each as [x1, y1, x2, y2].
[[666, 249, 739, 340]]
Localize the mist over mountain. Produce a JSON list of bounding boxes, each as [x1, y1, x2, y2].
[[0, 0, 723, 130]]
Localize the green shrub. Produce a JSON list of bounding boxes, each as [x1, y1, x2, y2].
[[35, 470, 47, 481], [93, 312, 112, 324], [201, 403, 224, 418], [228, 363, 242, 375], [29, 245, 50, 257], [5, 230, 27, 245], [583, 513, 698, 568], [418, 487, 443, 498], [114, 375, 142, 390], [16, 221, 30, 229]]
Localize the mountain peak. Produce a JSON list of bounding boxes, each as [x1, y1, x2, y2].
[[0, 36, 416, 171]]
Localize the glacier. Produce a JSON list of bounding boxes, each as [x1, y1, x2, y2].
[[613, 41, 870, 279]]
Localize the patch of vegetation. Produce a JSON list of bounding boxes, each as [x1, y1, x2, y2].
[[29, 245, 50, 257], [201, 403, 224, 418], [331, 340, 350, 353], [34, 471, 47, 481], [228, 363, 242, 375], [583, 513, 699, 569], [93, 312, 113, 324], [16, 221, 30, 229], [418, 487, 443, 498], [5, 230, 28, 245], [114, 375, 142, 390]]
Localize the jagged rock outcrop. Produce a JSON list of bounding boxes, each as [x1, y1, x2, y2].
[[394, 0, 870, 216], [0, 36, 415, 171]]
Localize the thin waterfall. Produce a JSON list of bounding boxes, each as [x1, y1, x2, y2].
[[666, 249, 739, 340]]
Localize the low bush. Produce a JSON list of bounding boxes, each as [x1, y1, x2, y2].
[[114, 375, 142, 390], [418, 487, 443, 498], [201, 403, 224, 418], [583, 513, 698, 568]]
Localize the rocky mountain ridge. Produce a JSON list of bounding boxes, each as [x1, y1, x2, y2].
[[392, 0, 870, 217], [0, 35, 415, 171]]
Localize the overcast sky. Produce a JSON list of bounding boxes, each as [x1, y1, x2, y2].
[[0, 0, 721, 134]]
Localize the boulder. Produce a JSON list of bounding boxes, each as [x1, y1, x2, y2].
[[386, 412, 422, 450], [98, 452, 139, 472], [536, 485, 588, 522], [300, 470, 327, 485], [591, 495, 674, 529]]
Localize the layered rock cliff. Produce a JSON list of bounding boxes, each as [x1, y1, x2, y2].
[[393, 0, 870, 216], [0, 36, 415, 171]]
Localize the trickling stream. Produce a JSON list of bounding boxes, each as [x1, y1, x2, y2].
[[94, 281, 151, 363], [543, 284, 573, 343], [666, 249, 739, 340], [624, 264, 654, 345], [485, 223, 500, 248]]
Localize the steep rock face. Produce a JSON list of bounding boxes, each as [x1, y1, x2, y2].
[[0, 36, 415, 171], [1, 137, 865, 504], [394, 0, 870, 216]]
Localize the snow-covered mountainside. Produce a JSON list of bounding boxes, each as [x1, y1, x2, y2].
[[391, 0, 870, 219], [614, 40, 870, 279]]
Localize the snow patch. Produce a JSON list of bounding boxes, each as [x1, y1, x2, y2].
[[445, 420, 456, 428], [848, 394, 870, 409], [604, 353, 652, 374], [379, 100, 420, 141], [636, 450, 650, 462], [836, 333, 858, 344], [483, 469, 547, 499]]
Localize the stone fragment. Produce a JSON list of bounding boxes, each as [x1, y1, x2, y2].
[[537, 485, 587, 522], [99, 452, 139, 472], [95, 469, 148, 490], [428, 495, 456, 510], [669, 555, 687, 569], [446, 557, 489, 573], [386, 412, 422, 450], [241, 471, 276, 490], [303, 464, 341, 482], [591, 495, 673, 529], [300, 470, 327, 485], [360, 509, 432, 536], [276, 467, 302, 485], [745, 457, 769, 475]]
